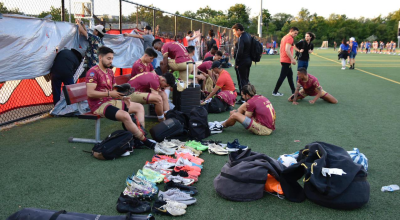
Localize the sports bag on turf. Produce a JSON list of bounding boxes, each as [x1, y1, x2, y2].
[[188, 106, 210, 141], [207, 97, 227, 113], [213, 149, 285, 202], [165, 109, 189, 130], [92, 130, 134, 160], [250, 36, 263, 63], [150, 118, 187, 142], [280, 141, 370, 210], [7, 208, 154, 220]]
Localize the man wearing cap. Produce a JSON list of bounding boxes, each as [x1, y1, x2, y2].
[[128, 72, 176, 122], [203, 61, 237, 107], [50, 48, 84, 105], [124, 25, 155, 51], [130, 48, 157, 78], [76, 19, 105, 69]]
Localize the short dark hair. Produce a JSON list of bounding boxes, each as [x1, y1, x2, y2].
[[187, 31, 192, 35], [215, 51, 223, 56], [144, 48, 157, 58], [290, 27, 299, 32], [98, 46, 114, 56], [232, 23, 244, 31], [306, 32, 316, 42], [187, 46, 195, 54], [163, 73, 176, 87], [298, 67, 308, 75], [152, 39, 162, 46], [212, 46, 218, 51], [242, 84, 256, 97]]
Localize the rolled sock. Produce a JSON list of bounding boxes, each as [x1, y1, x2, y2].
[[157, 114, 165, 120], [164, 110, 168, 114], [341, 59, 346, 67]]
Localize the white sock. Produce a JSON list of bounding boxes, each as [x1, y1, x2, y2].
[[341, 59, 346, 67], [157, 114, 165, 120]]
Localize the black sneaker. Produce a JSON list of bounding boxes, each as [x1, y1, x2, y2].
[[116, 193, 151, 213], [164, 181, 198, 196], [235, 99, 245, 104], [171, 170, 189, 177]]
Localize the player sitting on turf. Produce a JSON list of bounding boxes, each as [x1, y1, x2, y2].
[[86, 46, 155, 149], [215, 84, 276, 136], [128, 72, 176, 122], [288, 67, 338, 105]]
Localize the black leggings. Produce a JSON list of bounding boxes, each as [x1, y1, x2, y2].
[[273, 62, 295, 94]]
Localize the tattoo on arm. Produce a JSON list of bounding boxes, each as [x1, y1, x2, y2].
[[293, 83, 301, 101]]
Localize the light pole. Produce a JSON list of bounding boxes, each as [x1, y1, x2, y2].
[[258, 0, 263, 38]]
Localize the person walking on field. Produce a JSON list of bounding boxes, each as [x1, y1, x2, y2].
[[272, 27, 299, 97]]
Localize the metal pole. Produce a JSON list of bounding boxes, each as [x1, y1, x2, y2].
[[153, 9, 155, 32], [174, 15, 177, 41], [68, 0, 71, 22], [136, 6, 138, 28], [119, 0, 123, 75], [61, 0, 65, 21], [191, 20, 193, 31], [90, 0, 94, 28], [258, 0, 262, 38]]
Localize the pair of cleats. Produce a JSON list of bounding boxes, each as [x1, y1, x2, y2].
[[185, 141, 208, 151], [152, 155, 177, 163], [176, 145, 202, 157], [227, 139, 248, 151], [272, 92, 284, 97], [209, 123, 223, 134], [116, 193, 151, 214], [152, 195, 188, 216], [208, 143, 229, 155], [164, 174, 196, 186], [143, 160, 175, 175], [164, 181, 198, 196], [136, 168, 164, 184], [154, 143, 176, 156], [123, 175, 157, 200], [175, 152, 204, 165], [158, 189, 197, 205]]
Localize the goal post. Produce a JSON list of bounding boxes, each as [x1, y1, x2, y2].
[[320, 41, 328, 49]]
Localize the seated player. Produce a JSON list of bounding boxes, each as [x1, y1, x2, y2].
[[203, 50, 223, 62], [204, 46, 218, 59], [203, 61, 237, 108], [288, 67, 338, 105], [214, 84, 276, 136], [196, 60, 215, 91], [128, 72, 176, 122], [86, 46, 155, 149], [131, 48, 157, 77]]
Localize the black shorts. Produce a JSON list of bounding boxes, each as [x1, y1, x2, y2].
[[104, 104, 129, 121]]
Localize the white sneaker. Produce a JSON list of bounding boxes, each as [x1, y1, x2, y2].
[[341, 67, 345, 70], [175, 157, 195, 167], [160, 140, 180, 149], [165, 175, 195, 186], [210, 124, 223, 134], [153, 203, 186, 216], [145, 160, 175, 171], [158, 189, 197, 205], [164, 200, 187, 209], [176, 146, 200, 157], [155, 144, 176, 155], [272, 92, 284, 96], [208, 143, 228, 155], [121, 151, 130, 157]]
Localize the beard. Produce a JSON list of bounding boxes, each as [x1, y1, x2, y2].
[[101, 60, 112, 68]]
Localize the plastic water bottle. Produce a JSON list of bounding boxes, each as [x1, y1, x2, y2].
[[381, 185, 400, 192]]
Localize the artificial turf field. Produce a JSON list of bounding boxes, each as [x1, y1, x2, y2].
[[1, 49, 400, 219]]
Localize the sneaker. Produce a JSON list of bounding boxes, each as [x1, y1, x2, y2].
[[208, 143, 229, 155], [154, 197, 187, 210], [116, 193, 151, 213], [154, 144, 176, 155], [176, 145, 202, 157], [174, 166, 201, 176], [126, 177, 158, 197], [164, 181, 198, 196], [159, 139, 180, 149], [235, 99, 245, 104], [143, 163, 172, 175], [210, 123, 223, 134], [123, 185, 154, 200], [175, 153, 204, 165], [145, 160, 175, 171], [127, 175, 158, 194], [158, 189, 197, 205], [185, 141, 208, 151], [152, 203, 186, 216], [272, 92, 284, 97], [341, 67, 345, 70], [164, 175, 195, 185], [121, 151, 131, 157], [152, 155, 177, 163], [227, 139, 248, 151], [137, 169, 164, 184], [171, 170, 198, 182]]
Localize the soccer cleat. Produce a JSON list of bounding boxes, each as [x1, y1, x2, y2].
[[176, 152, 204, 164], [171, 170, 198, 182], [164, 175, 195, 185], [137, 169, 164, 184], [154, 144, 176, 155], [154, 197, 187, 209], [123, 184, 155, 200], [185, 141, 208, 151], [127, 175, 158, 193], [159, 139, 180, 149], [152, 203, 186, 216], [272, 92, 284, 97], [164, 181, 198, 196], [177, 145, 202, 157], [175, 156, 203, 168], [227, 139, 248, 151], [166, 139, 186, 147], [116, 193, 151, 213], [209, 123, 223, 134], [152, 155, 177, 163], [174, 165, 201, 176], [208, 143, 229, 155], [158, 189, 197, 205]]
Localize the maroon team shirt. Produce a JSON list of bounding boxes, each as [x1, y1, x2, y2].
[[130, 58, 154, 77], [297, 74, 321, 96], [128, 72, 161, 93], [198, 61, 213, 73], [246, 95, 276, 130], [204, 52, 213, 59], [85, 65, 115, 112], [161, 42, 191, 63]]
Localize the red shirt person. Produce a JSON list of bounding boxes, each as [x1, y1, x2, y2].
[[130, 48, 157, 77]]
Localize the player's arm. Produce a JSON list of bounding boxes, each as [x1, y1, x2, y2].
[[123, 33, 143, 39], [244, 111, 253, 118], [204, 85, 220, 101], [87, 83, 123, 99], [286, 43, 296, 65], [310, 86, 322, 104], [76, 19, 88, 38], [292, 83, 301, 105]]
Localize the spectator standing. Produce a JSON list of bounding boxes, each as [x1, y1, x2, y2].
[[272, 27, 299, 97], [333, 41, 337, 51], [349, 37, 358, 69], [206, 30, 217, 52], [124, 25, 154, 51], [338, 39, 350, 70], [294, 32, 315, 70], [232, 23, 252, 104]]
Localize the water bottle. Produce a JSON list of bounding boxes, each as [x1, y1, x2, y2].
[[381, 185, 400, 192]]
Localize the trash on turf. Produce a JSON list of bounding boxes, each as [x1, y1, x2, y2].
[[381, 185, 400, 192], [294, 140, 300, 142]]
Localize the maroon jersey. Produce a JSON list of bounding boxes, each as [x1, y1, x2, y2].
[[85, 65, 115, 112], [131, 58, 154, 77], [204, 52, 213, 59], [128, 72, 160, 93], [246, 95, 276, 130], [298, 74, 321, 96], [161, 42, 191, 63], [198, 61, 212, 73]]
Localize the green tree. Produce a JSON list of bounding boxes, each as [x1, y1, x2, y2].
[[196, 6, 223, 21], [226, 3, 250, 27], [272, 13, 293, 31], [182, 10, 197, 19], [0, 2, 22, 14]]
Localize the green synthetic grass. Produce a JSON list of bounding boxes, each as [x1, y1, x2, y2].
[[1, 50, 400, 219]]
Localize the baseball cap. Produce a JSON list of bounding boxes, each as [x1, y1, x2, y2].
[[94, 25, 106, 35], [210, 61, 221, 69], [144, 25, 152, 31]]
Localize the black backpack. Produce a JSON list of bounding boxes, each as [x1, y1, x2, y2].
[[250, 36, 263, 63], [150, 118, 188, 142], [91, 130, 134, 160], [295, 40, 306, 60], [166, 109, 189, 130], [188, 106, 210, 141], [207, 97, 228, 113]]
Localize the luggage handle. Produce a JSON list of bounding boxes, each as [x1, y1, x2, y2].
[[186, 61, 196, 88]]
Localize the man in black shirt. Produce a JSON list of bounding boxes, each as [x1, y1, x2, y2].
[[206, 31, 217, 52], [232, 23, 252, 104], [294, 32, 315, 70], [50, 48, 83, 104]]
